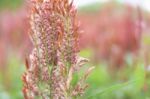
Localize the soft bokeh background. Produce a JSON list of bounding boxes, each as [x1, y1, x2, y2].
[[1, 0, 150, 99]]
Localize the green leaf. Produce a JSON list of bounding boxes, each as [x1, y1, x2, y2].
[[86, 79, 138, 98], [133, 62, 145, 90]]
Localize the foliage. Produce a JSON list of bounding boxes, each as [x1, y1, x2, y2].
[[0, 0, 23, 10]]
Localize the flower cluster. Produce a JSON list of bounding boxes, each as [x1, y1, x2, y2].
[[22, 0, 94, 99]]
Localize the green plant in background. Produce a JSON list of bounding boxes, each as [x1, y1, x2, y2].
[[78, 48, 147, 99], [0, 0, 22, 10], [0, 55, 25, 99]]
